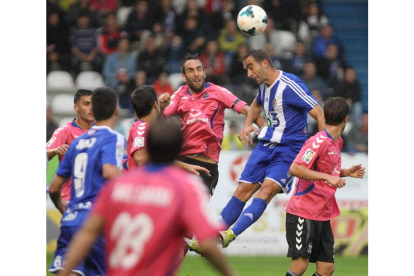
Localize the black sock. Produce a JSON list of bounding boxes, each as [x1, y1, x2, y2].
[[286, 270, 302, 276], [312, 273, 322, 276]]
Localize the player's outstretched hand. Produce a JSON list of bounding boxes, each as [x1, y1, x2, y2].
[[325, 175, 346, 188], [53, 144, 69, 156], [185, 164, 211, 176], [238, 124, 258, 147], [158, 93, 171, 111], [348, 164, 365, 178]]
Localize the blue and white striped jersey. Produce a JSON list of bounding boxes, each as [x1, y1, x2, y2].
[[255, 71, 318, 146], [57, 126, 125, 211]]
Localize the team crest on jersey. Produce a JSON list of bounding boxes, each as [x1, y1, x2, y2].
[[302, 148, 316, 164], [134, 137, 145, 147], [46, 136, 56, 147], [273, 99, 277, 109], [203, 92, 210, 100]]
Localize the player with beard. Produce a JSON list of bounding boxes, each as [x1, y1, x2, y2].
[[159, 53, 266, 197], [47, 89, 94, 201], [285, 97, 365, 276], [126, 85, 210, 176]]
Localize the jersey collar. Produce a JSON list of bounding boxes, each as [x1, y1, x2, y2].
[[72, 119, 95, 129], [323, 129, 335, 141], [186, 82, 212, 95]]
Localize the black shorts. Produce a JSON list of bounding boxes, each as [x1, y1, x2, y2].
[[177, 156, 219, 196], [286, 213, 335, 263]]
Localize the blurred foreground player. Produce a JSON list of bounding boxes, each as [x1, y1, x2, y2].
[[49, 88, 125, 275], [56, 120, 237, 276], [46, 89, 94, 201], [285, 97, 365, 276]]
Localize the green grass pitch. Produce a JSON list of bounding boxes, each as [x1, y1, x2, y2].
[[47, 253, 367, 275]]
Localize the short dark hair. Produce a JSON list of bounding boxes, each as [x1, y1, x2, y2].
[[324, 97, 349, 126], [180, 53, 203, 74], [131, 85, 158, 118], [147, 118, 182, 163], [74, 89, 93, 104], [243, 49, 274, 68], [92, 87, 118, 121]]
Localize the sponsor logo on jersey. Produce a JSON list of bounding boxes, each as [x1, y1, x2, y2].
[[273, 98, 277, 109], [62, 211, 78, 221], [328, 151, 335, 155], [87, 129, 96, 135], [186, 118, 208, 124], [134, 137, 145, 147], [47, 136, 56, 147], [302, 148, 315, 164]]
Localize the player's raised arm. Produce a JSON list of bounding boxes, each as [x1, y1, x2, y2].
[[239, 99, 264, 147], [308, 104, 325, 132], [158, 92, 171, 113]]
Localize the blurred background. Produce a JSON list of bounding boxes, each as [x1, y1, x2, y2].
[[46, 0, 368, 274], [46, 0, 368, 154]]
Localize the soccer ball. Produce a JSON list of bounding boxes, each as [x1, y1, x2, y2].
[[237, 5, 268, 36]]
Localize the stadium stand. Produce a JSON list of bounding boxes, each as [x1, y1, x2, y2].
[[47, 71, 75, 90], [75, 71, 106, 90], [46, 0, 368, 152]]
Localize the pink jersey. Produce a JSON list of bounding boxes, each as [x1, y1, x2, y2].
[[164, 83, 246, 162], [46, 119, 90, 201], [91, 165, 225, 276], [286, 130, 343, 221], [126, 120, 150, 169]]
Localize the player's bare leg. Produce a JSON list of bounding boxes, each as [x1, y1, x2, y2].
[[315, 261, 335, 276], [287, 256, 310, 276], [254, 178, 282, 203], [233, 181, 261, 202]]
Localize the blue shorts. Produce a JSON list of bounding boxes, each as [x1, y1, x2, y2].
[[49, 225, 106, 276], [239, 141, 299, 194]]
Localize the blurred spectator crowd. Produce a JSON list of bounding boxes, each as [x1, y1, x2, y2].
[[47, 0, 367, 153]]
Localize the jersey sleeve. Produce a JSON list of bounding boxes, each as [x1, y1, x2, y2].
[[55, 141, 75, 178], [293, 134, 327, 169], [128, 125, 148, 157], [163, 91, 180, 117], [180, 175, 225, 242], [102, 133, 125, 169], [216, 85, 247, 113], [46, 126, 68, 151], [283, 80, 318, 112]]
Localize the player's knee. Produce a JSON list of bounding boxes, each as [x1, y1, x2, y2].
[[257, 183, 280, 202], [234, 182, 256, 202], [292, 262, 308, 275], [317, 263, 335, 276]]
